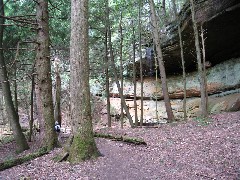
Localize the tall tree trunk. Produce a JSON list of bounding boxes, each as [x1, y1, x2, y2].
[[119, 12, 124, 129], [0, 0, 29, 152], [138, 0, 144, 127], [35, 84, 44, 135], [189, 0, 208, 117], [69, 0, 99, 163], [200, 25, 208, 114], [106, 2, 134, 128], [149, 0, 175, 122], [0, 88, 5, 127], [13, 42, 20, 114], [161, 0, 168, 25], [132, 21, 139, 127], [54, 64, 62, 126], [35, 0, 58, 150], [172, 0, 187, 120], [28, 64, 35, 142], [154, 52, 159, 120], [104, 1, 111, 128]]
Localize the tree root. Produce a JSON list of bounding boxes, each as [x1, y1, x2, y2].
[[56, 132, 147, 163]]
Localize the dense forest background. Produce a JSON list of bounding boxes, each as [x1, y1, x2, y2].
[[0, 0, 240, 178]]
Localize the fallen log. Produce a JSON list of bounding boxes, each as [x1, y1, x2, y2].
[[94, 132, 147, 145], [0, 147, 48, 171]]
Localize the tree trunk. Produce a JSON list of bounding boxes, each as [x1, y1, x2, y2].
[[13, 42, 20, 114], [69, 0, 99, 163], [35, 84, 44, 136], [0, 0, 29, 152], [54, 64, 62, 126], [119, 12, 124, 129], [200, 25, 208, 114], [28, 64, 35, 142], [149, 0, 175, 122], [106, 2, 134, 128], [35, 0, 58, 150], [132, 21, 139, 127], [104, 2, 111, 128], [172, 0, 187, 120], [189, 0, 208, 117], [161, 0, 168, 25], [138, 0, 144, 127]]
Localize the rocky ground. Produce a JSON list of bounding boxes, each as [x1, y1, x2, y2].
[[0, 111, 240, 179]]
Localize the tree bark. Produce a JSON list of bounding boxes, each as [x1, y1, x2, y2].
[[28, 64, 35, 142], [106, 2, 134, 128], [189, 0, 208, 117], [69, 0, 99, 163], [119, 12, 124, 129], [200, 25, 208, 114], [104, 2, 111, 128], [132, 21, 139, 127], [138, 0, 144, 127], [149, 0, 175, 122], [172, 0, 187, 120], [13, 42, 20, 114], [35, 0, 58, 150], [0, 0, 29, 152], [54, 64, 62, 126]]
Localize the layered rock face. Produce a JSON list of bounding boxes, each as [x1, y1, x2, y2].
[[135, 0, 240, 75], [93, 0, 240, 123], [108, 58, 240, 121]]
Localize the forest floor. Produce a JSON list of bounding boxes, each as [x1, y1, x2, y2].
[[0, 111, 240, 179]]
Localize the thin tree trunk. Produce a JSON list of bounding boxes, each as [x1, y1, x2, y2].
[[0, 0, 29, 152], [119, 12, 124, 129], [200, 25, 208, 113], [132, 21, 139, 127], [138, 0, 144, 127], [54, 64, 62, 126], [13, 42, 20, 114], [28, 64, 35, 142], [172, 0, 187, 120], [104, 1, 111, 128], [0, 88, 4, 126], [189, 0, 208, 117], [149, 0, 175, 122], [161, 0, 168, 25], [35, 0, 58, 150], [106, 3, 134, 128], [69, 0, 99, 163], [154, 52, 158, 120]]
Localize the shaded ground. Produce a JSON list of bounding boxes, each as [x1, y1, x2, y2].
[[0, 111, 240, 179]]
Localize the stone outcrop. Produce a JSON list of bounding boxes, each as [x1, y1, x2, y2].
[[111, 58, 240, 99], [92, 0, 240, 123], [136, 0, 240, 75], [94, 58, 240, 122]]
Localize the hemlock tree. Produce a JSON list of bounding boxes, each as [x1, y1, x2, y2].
[[171, 0, 187, 120], [189, 0, 208, 117], [0, 0, 29, 152], [104, 0, 111, 128], [35, 0, 58, 150], [69, 0, 99, 162], [138, 0, 144, 126], [149, 0, 175, 122]]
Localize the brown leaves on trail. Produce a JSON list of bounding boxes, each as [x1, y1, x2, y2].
[[0, 111, 240, 179]]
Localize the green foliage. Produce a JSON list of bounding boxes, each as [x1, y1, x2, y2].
[[0, 135, 14, 145], [193, 116, 212, 126]]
